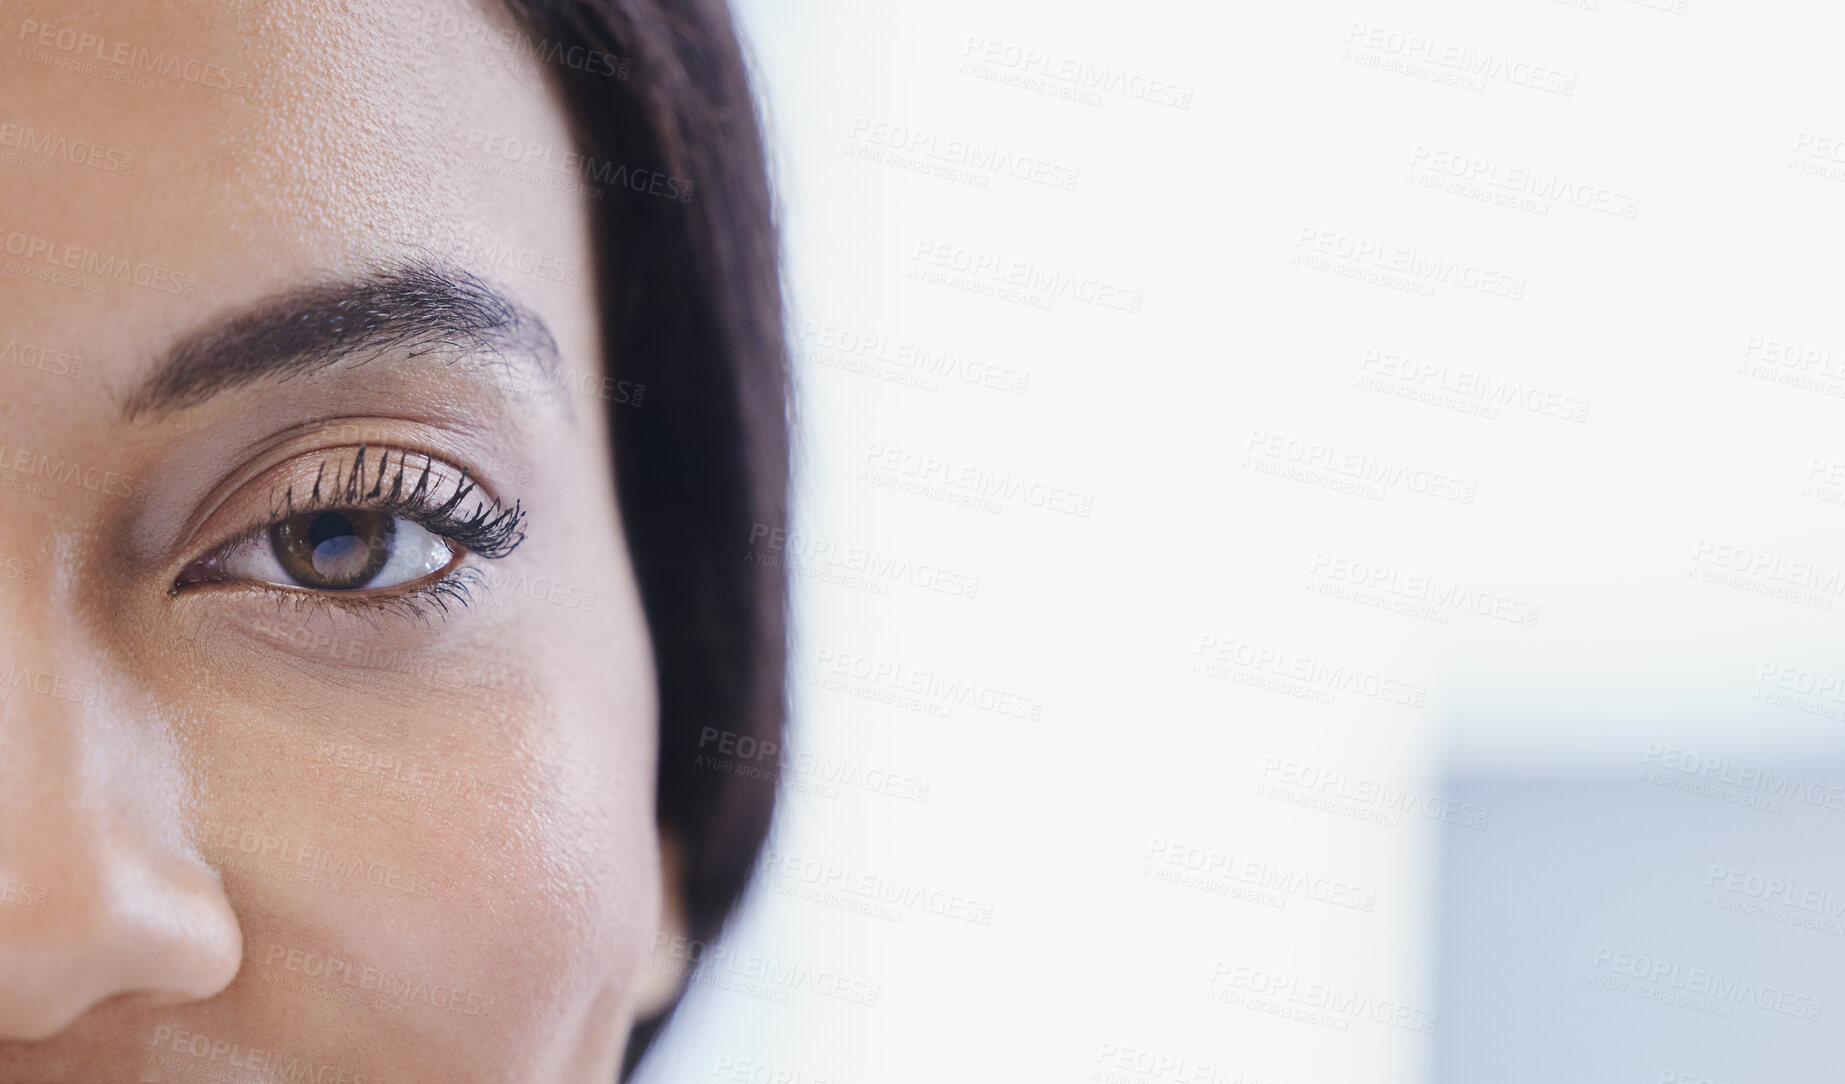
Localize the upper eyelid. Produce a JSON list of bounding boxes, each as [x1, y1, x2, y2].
[[288, 446, 466, 515], [193, 444, 527, 574], [286, 446, 514, 523]]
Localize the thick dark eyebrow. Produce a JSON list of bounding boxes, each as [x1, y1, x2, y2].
[[122, 262, 563, 421]]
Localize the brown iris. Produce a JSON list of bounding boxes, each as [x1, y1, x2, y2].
[[268, 510, 396, 590]]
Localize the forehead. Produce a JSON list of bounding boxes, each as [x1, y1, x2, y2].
[[0, 0, 593, 401]]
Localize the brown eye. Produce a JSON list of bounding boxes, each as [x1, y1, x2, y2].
[[269, 510, 396, 590], [191, 505, 458, 594]]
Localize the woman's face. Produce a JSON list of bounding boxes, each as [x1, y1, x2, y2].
[[0, 1, 676, 1079]]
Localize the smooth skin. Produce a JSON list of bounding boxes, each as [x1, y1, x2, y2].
[[0, 1, 681, 1079]]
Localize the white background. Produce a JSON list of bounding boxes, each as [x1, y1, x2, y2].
[[638, 1, 1845, 1081]]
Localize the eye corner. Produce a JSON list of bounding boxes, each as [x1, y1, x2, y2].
[[170, 540, 235, 596]]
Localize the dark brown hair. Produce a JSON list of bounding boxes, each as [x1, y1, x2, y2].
[[493, 0, 788, 1074]]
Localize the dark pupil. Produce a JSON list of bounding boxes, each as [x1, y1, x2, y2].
[[270, 510, 395, 590]]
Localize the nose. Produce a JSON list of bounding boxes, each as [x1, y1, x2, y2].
[[0, 663, 242, 1039]]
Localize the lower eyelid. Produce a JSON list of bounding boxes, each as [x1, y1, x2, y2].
[[192, 565, 492, 627]]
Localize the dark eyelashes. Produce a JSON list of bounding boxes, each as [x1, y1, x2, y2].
[[277, 444, 527, 559]]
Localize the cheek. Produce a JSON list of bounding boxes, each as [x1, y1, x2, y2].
[[369, 654, 662, 1063], [475, 718, 663, 1028], [193, 601, 660, 1078]]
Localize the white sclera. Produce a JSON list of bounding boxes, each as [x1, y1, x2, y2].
[[220, 515, 455, 590]]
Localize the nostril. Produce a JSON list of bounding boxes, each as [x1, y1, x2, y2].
[[0, 865, 242, 1041]]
